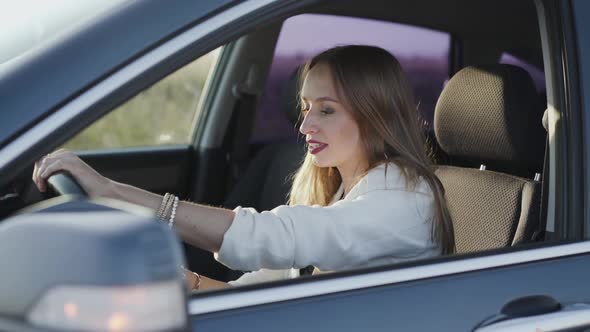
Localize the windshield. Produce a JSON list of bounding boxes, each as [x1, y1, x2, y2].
[[0, 0, 130, 65]]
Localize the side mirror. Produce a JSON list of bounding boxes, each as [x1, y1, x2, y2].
[[0, 198, 189, 332]]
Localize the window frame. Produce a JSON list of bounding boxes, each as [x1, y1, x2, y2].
[[571, 0, 590, 239], [535, 0, 584, 240], [187, 0, 583, 313]]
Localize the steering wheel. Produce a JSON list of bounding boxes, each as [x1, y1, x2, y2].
[[46, 172, 87, 197], [14, 172, 87, 214]]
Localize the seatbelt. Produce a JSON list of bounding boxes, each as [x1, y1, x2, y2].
[[532, 138, 549, 241], [532, 110, 549, 241], [225, 87, 258, 191]]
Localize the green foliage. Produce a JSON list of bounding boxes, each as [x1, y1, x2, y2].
[[64, 50, 219, 151]]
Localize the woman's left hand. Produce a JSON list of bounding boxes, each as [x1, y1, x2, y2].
[[32, 149, 113, 197]]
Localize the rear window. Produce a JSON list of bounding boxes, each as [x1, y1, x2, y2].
[[499, 52, 546, 94], [251, 14, 450, 143]]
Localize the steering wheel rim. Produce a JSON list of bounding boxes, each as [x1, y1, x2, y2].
[[46, 172, 87, 197]]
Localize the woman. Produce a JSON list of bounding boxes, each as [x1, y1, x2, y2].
[[32, 45, 455, 291]]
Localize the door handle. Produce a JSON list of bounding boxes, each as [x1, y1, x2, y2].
[[474, 295, 590, 331]]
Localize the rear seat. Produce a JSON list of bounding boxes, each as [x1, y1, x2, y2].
[[224, 65, 305, 211]]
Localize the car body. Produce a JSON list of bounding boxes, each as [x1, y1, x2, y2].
[[1, 0, 590, 330]]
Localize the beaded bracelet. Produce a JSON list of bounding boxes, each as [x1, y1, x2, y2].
[[162, 195, 175, 221], [168, 196, 179, 228]]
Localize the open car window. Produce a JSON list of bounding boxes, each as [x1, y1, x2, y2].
[[253, 14, 450, 144], [64, 48, 221, 150], [16, 0, 550, 288]]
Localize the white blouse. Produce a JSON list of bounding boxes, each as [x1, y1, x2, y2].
[[214, 163, 440, 286]]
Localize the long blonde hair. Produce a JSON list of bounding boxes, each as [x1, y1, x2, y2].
[[288, 45, 455, 254]]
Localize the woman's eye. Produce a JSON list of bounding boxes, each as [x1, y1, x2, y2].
[[320, 108, 334, 115]]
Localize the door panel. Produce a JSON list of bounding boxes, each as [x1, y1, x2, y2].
[[79, 145, 193, 198], [80, 145, 235, 279], [189, 248, 590, 331]]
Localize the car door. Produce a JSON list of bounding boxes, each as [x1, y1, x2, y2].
[[188, 243, 590, 331], [185, 0, 590, 331]]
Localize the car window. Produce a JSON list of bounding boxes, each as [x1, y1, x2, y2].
[[251, 14, 450, 144], [499, 52, 546, 94], [63, 48, 221, 150]]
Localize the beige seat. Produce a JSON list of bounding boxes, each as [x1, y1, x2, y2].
[[433, 64, 546, 253]]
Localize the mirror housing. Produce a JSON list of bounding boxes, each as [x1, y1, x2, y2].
[[0, 198, 189, 332]]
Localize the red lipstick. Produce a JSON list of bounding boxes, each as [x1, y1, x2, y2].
[[307, 139, 328, 155]]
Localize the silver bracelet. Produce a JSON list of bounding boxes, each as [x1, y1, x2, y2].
[[157, 193, 172, 221], [168, 196, 179, 228]]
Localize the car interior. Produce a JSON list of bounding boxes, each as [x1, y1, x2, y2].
[[0, 0, 550, 285]]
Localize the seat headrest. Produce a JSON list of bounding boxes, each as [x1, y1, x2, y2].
[[434, 64, 545, 172]]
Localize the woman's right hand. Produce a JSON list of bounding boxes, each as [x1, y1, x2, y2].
[[183, 268, 201, 291], [32, 149, 114, 197]]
